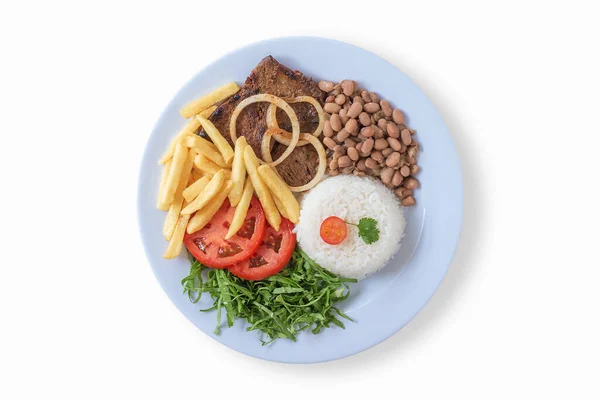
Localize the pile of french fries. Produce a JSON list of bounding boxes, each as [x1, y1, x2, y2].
[[158, 83, 301, 259]]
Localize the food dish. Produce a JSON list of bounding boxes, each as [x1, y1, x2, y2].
[[138, 37, 463, 363]]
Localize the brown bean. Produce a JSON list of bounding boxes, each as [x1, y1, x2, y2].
[[329, 158, 338, 170], [400, 144, 407, 153], [333, 145, 345, 156], [386, 122, 400, 138], [347, 147, 359, 161], [373, 110, 385, 122], [345, 118, 358, 134], [356, 158, 367, 171], [335, 94, 346, 105], [395, 187, 405, 198], [401, 129, 412, 145], [338, 155, 352, 168], [385, 151, 401, 167], [381, 167, 394, 184], [400, 165, 411, 177], [326, 95, 335, 103], [353, 96, 365, 106], [331, 85, 341, 96], [407, 145, 417, 158], [318, 81, 334, 92], [408, 157, 417, 165], [332, 152, 340, 162], [358, 112, 371, 126], [347, 102, 363, 119], [328, 168, 339, 177], [324, 103, 342, 113], [341, 80, 355, 96], [411, 165, 420, 175], [371, 150, 384, 163], [362, 138, 374, 153], [336, 129, 350, 142], [392, 170, 404, 187], [403, 177, 419, 189], [353, 169, 366, 177], [377, 118, 388, 130], [380, 100, 392, 117], [361, 90, 371, 103], [361, 126, 375, 138], [373, 127, 384, 139], [341, 166, 354, 175], [330, 114, 342, 131], [323, 137, 336, 150], [339, 108, 349, 125], [374, 138, 389, 150], [401, 196, 415, 206], [382, 148, 394, 157], [387, 137, 402, 151], [392, 109, 405, 124], [364, 102, 380, 113], [369, 92, 380, 103], [355, 142, 362, 152], [403, 189, 413, 198], [323, 121, 334, 137], [345, 138, 357, 147], [365, 157, 379, 169]]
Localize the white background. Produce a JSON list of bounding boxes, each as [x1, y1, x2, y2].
[[1, 0, 599, 399]]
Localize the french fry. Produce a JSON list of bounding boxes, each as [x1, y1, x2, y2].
[[191, 169, 204, 182], [163, 149, 196, 240], [193, 153, 222, 177], [184, 135, 227, 168], [182, 176, 210, 203], [257, 165, 300, 223], [273, 195, 291, 221], [187, 181, 233, 234], [158, 143, 187, 207], [158, 106, 216, 165], [163, 213, 191, 259], [225, 179, 254, 239], [197, 116, 234, 166], [244, 146, 281, 230], [157, 159, 172, 210], [228, 137, 247, 207], [181, 169, 228, 215], [180, 82, 239, 118]]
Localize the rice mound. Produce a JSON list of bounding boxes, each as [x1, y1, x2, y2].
[[296, 175, 405, 280]]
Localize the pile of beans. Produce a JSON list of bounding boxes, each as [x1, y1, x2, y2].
[[317, 79, 420, 206]]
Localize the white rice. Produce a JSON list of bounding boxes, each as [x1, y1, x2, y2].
[[295, 175, 405, 280]]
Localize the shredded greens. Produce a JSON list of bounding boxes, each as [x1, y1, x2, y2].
[[181, 248, 357, 345]]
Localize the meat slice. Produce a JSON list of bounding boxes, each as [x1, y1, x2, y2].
[[203, 56, 325, 187]]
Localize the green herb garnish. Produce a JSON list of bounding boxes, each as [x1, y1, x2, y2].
[[345, 217, 380, 244], [181, 248, 357, 345]]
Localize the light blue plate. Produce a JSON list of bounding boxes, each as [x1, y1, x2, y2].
[[138, 37, 463, 363]]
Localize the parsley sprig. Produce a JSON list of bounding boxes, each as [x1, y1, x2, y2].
[[345, 217, 380, 244], [181, 248, 357, 345]]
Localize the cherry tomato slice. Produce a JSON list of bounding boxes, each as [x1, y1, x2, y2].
[[320, 216, 347, 245], [183, 197, 266, 268], [228, 218, 296, 281]]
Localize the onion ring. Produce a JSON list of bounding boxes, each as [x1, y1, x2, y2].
[[261, 129, 327, 192], [230, 94, 299, 167], [266, 96, 325, 147]]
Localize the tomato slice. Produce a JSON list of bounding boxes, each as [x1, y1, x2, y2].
[[320, 216, 347, 245], [228, 218, 296, 281], [183, 197, 266, 269]]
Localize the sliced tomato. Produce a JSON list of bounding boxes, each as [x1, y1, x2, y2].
[[228, 218, 296, 281], [183, 197, 266, 269], [320, 216, 347, 245]]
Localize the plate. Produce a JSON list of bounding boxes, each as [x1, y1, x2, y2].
[[137, 36, 463, 363]]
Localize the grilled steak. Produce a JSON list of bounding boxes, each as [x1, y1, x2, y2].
[[203, 56, 325, 187]]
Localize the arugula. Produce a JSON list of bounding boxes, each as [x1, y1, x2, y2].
[[181, 248, 357, 345], [346, 217, 380, 244]]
